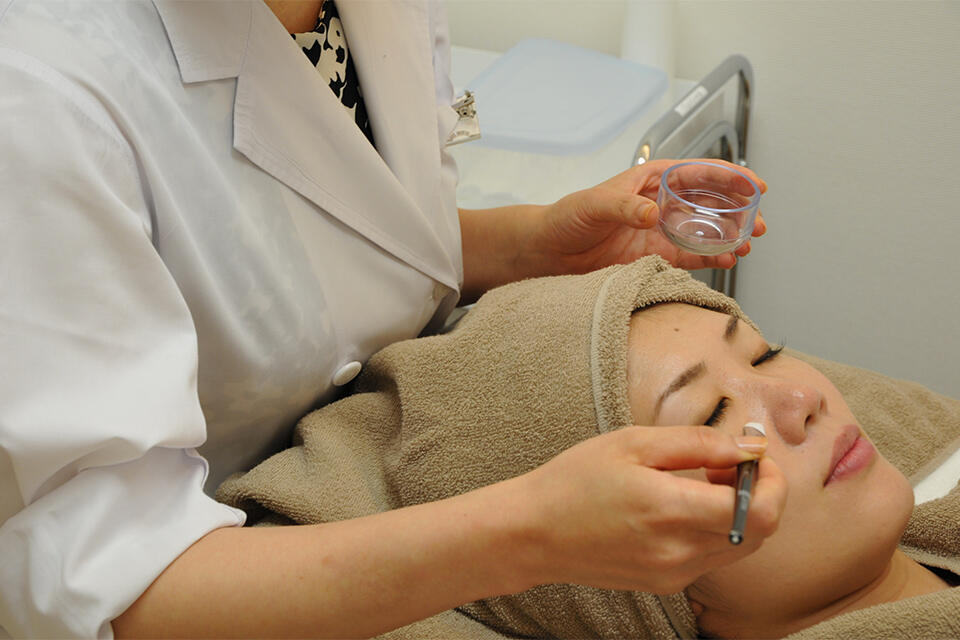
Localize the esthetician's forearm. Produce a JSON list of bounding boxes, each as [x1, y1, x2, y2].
[[112, 480, 538, 639], [458, 205, 545, 303]]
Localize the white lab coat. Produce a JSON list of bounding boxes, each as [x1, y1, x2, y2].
[[0, 0, 463, 636]]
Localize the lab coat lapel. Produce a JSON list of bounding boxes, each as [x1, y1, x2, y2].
[[232, 1, 458, 290], [335, 0, 445, 240]]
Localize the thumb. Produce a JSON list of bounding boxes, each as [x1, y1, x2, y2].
[[626, 425, 766, 471], [570, 187, 659, 229]]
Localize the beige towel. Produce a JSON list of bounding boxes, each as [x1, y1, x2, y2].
[[219, 257, 745, 639], [218, 257, 960, 639]]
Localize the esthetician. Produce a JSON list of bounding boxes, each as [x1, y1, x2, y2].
[[0, 0, 778, 637]]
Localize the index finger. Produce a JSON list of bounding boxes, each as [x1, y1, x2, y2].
[[625, 425, 764, 471]]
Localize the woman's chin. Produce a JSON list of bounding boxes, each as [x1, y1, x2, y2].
[[689, 458, 914, 639]]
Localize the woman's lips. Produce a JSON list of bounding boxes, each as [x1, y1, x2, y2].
[[824, 425, 876, 486]]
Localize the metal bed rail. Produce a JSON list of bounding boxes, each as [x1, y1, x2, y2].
[[632, 55, 754, 299]]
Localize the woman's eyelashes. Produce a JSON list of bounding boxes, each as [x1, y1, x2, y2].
[[705, 397, 729, 427], [752, 343, 784, 367], [704, 344, 784, 427]]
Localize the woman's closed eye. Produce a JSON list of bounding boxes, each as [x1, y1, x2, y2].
[[705, 397, 729, 427], [753, 343, 784, 366], [703, 345, 784, 427]]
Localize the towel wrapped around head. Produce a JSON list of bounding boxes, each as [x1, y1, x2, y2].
[[218, 256, 960, 639], [219, 256, 744, 639]]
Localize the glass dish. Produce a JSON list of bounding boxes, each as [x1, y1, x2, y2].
[[657, 161, 761, 256]]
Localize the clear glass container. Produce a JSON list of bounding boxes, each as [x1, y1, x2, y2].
[[657, 161, 761, 255]]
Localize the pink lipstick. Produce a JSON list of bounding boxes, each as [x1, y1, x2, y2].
[[825, 425, 875, 485]]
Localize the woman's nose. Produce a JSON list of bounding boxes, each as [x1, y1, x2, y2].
[[762, 381, 824, 445]]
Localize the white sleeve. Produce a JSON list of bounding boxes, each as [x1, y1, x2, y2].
[[0, 51, 245, 638]]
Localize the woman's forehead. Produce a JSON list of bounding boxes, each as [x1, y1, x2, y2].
[[626, 305, 747, 383], [630, 302, 730, 333]]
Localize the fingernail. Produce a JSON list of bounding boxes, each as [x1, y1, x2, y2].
[[643, 203, 659, 225], [735, 436, 767, 455]]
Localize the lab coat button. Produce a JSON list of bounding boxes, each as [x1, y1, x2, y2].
[[332, 361, 362, 386]]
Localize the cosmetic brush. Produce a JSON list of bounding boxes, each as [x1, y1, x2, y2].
[[729, 422, 766, 545]]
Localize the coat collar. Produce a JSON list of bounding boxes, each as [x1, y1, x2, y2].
[[152, 0, 459, 291], [153, 0, 251, 83]]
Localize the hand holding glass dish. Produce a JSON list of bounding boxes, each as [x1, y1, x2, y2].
[[657, 161, 762, 256]]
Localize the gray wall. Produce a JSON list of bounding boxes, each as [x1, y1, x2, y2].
[[447, 0, 960, 397], [675, 1, 960, 398]]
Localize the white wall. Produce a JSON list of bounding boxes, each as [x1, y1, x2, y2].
[[446, 0, 960, 397], [445, 0, 626, 55]]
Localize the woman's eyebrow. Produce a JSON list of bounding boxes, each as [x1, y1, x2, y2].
[[653, 316, 738, 420], [724, 314, 739, 341], [654, 362, 705, 420]]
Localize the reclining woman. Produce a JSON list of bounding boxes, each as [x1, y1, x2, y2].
[[220, 256, 960, 639]]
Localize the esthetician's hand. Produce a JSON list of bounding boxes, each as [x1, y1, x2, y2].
[[512, 425, 786, 595], [524, 159, 767, 273]]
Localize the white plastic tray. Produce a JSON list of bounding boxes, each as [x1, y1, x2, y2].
[[462, 38, 667, 155]]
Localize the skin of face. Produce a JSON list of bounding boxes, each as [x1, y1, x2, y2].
[[626, 303, 915, 638]]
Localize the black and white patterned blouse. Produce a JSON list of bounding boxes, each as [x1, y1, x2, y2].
[[292, 0, 375, 146]]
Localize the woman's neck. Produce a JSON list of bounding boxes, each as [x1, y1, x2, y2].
[[832, 549, 950, 613], [263, 0, 325, 34], [806, 551, 948, 635], [717, 551, 951, 639]]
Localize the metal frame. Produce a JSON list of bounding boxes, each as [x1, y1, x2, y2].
[[632, 54, 754, 299]]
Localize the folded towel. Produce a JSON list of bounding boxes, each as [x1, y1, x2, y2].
[[218, 257, 960, 639]]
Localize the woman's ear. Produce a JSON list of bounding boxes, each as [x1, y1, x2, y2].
[[687, 595, 705, 616], [686, 580, 738, 640]]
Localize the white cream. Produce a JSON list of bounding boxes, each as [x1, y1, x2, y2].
[[744, 421, 766, 436]]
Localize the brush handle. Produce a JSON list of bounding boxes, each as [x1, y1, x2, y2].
[[728, 458, 758, 545]]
